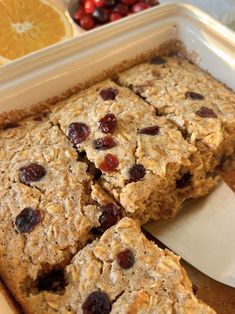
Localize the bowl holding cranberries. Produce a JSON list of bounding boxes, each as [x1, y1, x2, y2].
[[68, 0, 160, 30]]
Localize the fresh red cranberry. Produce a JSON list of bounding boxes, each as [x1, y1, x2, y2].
[[196, 107, 217, 118], [74, 5, 85, 21], [99, 154, 119, 172], [93, 7, 109, 23], [113, 3, 128, 16], [68, 122, 91, 145], [126, 164, 146, 183], [131, 2, 149, 13], [104, 0, 116, 6], [176, 172, 192, 188], [139, 126, 159, 135], [185, 91, 204, 100], [84, 0, 95, 13], [82, 291, 111, 314], [150, 56, 166, 65], [3, 122, 20, 130], [20, 163, 46, 183], [37, 270, 66, 292], [110, 13, 122, 22], [121, 0, 137, 5], [15, 208, 41, 234], [96, 204, 120, 234], [99, 113, 117, 134], [80, 15, 95, 30], [99, 87, 118, 100], [93, 136, 117, 150], [94, 0, 105, 6], [116, 249, 135, 269]]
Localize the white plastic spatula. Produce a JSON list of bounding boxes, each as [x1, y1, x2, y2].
[[145, 182, 235, 287]]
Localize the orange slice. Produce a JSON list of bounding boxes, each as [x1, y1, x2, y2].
[[0, 0, 73, 60]]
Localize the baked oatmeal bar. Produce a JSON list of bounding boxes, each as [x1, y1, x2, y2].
[[0, 115, 119, 309], [50, 80, 216, 223], [18, 218, 215, 314], [118, 56, 235, 172]]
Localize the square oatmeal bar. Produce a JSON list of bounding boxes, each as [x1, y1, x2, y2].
[[118, 56, 235, 172], [19, 218, 215, 314], [0, 115, 119, 309]]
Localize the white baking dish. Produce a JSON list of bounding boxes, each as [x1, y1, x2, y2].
[[0, 3, 235, 313]]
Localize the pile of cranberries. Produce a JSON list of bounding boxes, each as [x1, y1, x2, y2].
[[72, 0, 160, 30]]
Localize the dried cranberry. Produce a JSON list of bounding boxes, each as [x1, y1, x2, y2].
[[3, 122, 20, 130], [95, 204, 120, 234], [37, 270, 66, 292], [82, 291, 111, 314], [99, 154, 119, 172], [176, 172, 192, 188], [196, 107, 217, 118], [99, 88, 118, 101], [93, 136, 117, 150], [93, 7, 109, 23], [15, 208, 41, 233], [131, 2, 149, 13], [116, 249, 135, 269], [80, 15, 95, 30], [127, 164, 146, 183], [185, 91, 204, 100], [68, 122, 90, 145], [113, 3, 128, 16], [150, 56, 166, 65], [19, 163, 46, 183], [99, 113, 117, 134], [139, 126, 159, 135]]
